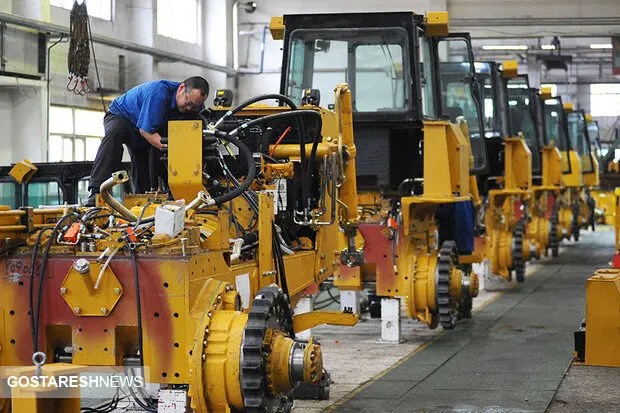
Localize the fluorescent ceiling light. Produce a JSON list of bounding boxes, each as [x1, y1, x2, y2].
[[541, 45, 556, 50], [482, 45, 529, 51], [590, 44, 612, 49]]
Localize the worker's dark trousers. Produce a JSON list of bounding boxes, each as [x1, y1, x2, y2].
[[88, 112, 151, 194]]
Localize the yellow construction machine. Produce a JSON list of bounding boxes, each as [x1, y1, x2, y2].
[[0, 86, 363, 412], [272, 11, 482, 329], [472, 61, 533, 283], [587, 115, 617, 225], [503, 76, 557, 263], [542, 97, 583, 243], [534, 87, 573, 257], [562, 104, 598, 240]]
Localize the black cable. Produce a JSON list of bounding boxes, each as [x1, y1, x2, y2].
[[0, 241, 26, 256], [125, 384, 157, 412], [134, 222, 155, 238], [128, 247, 158, 412], [29, 228, 52, 351], [222, 109, 321, 214], [33, 213, 78, 352], [127, 368, 158, 410], [132, 201, 152, 230], [128, 248, 146, 368], [80, 390, 120, 413], [81, 207, 103, 222], [225, 110, 320, 139], [215, 93, 298, 127], [82, 213, 128, 222], [85, 5, 106, 112], [210, 137, 257, 207], [271, 223, 294, 337]]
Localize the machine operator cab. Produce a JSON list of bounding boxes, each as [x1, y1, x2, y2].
[[565, 106, 597, 186], [505, 75, 543, 179], [473, 61, 535, 193], [540, 92, 573, 178], [584, 114, 601, 187], [276, 11, 488, 192]]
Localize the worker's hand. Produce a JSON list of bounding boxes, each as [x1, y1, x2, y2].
[[147, 134, 166, 150], [140, 129, 167, 150]]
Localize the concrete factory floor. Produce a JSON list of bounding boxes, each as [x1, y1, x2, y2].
[[320, 228, 620, 413], [95, 228, 619, 412]]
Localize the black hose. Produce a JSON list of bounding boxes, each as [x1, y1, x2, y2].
[[124, 250, 157, 412], [83, 213, 128, 222], [216, 93, 298, 127], [0, 241, 27, 256], [209, 134, 256, 206], [223, 109, 321, 213], [126, 384, 157, 412], [225, 110, 320, 138], [272, 223, 295, 338], [33, 213, 78, 352], [29, 228, 52, 350], [129, 248, 146, 369], [133, 201, 152, 230], [80, 391, 120, 413], [81, 207, 103, 222]]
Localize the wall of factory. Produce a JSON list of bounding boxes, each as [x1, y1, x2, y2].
[[0, 0, 231, 164]]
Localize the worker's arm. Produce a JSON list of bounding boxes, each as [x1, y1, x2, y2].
[[139, 129, 166, 150]]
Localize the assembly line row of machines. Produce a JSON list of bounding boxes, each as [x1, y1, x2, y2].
[[0, 10, 605, 413]]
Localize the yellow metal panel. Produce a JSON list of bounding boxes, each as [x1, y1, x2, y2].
[[540, 87, 553, 99], [293, 311, 358, 333], [583, 154, 600, 187], [258, 192, 275, 289], [561, 151, 583, 187], [9, 159, 37, 184], [585, 269, 620, 367], [503, 137, 532, 190], [168, 120, 206, 202], [60, 263, 124, 317], [541, 146, 562, 187], [425, 12, 449, 37], [563, 102, 574, 112], [585, 114, 593, 124], [422, 121, 469, 198], [269, 16, 284, 40], [334, 84, 360, 225], [502, 60, 519, 78]]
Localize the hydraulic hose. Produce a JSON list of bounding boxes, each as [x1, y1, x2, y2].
[[213, 93, 298, 129], [224, 110, 321, 138], [32, 213, 78, 352], [207, 133, 256, 207]]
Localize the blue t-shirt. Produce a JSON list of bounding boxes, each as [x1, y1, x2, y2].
[[109, 80, 183, 135]]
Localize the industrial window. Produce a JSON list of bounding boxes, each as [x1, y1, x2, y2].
[[590, 84, 620, 116], [157, 0, 200, 44], [48, 106, 105, 162], [49, 0, 113, 21]]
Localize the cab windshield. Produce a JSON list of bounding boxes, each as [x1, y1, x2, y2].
[[285, 28, 410, 112], [587, 122, 602, 159], [437, 38, 486, 171], [544, 99, 570, 173], [567, 112, 594, 173], [474, 63, 501, 137], [506, 78, 540, 172]]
